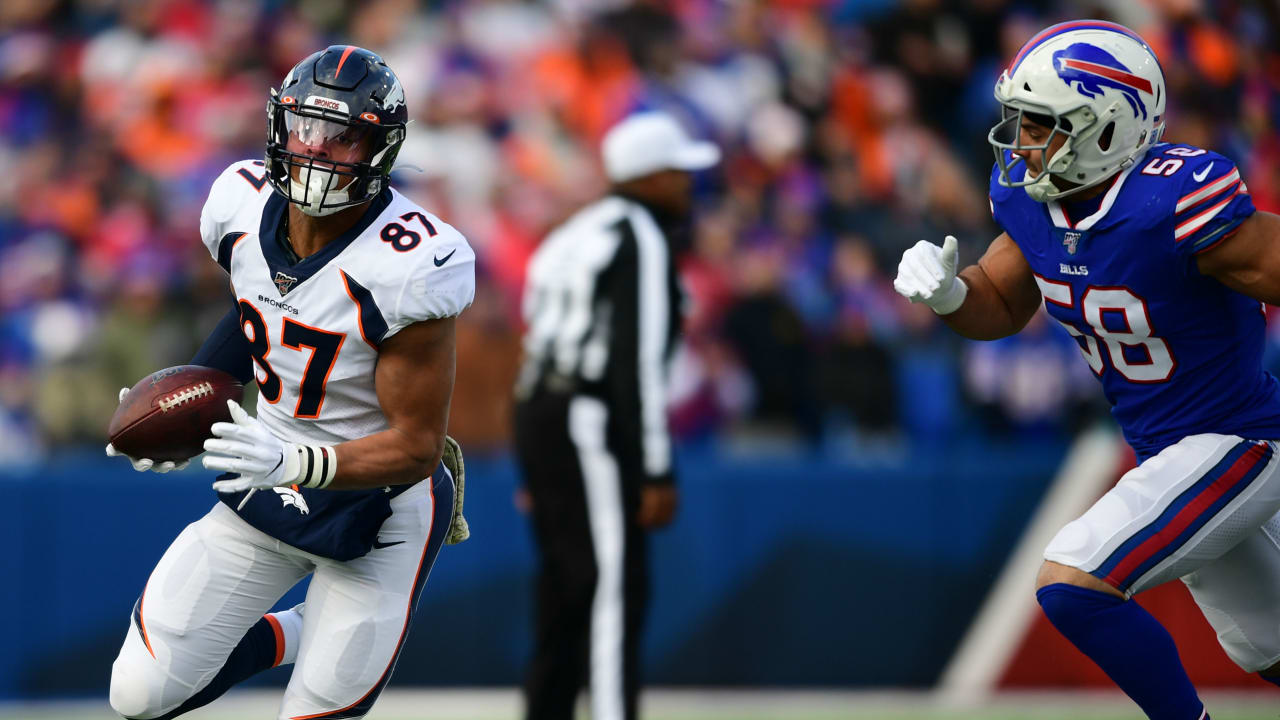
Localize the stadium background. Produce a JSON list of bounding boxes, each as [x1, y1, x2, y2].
[[2, 0, 1280, 716]]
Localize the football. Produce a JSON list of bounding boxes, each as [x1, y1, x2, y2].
[[107, 365, 245, 463]]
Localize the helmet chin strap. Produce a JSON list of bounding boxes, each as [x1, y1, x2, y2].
[[1024, 150, 1116, 203], [1025, 163, 1069, 202], [289, 165, 351, 217]]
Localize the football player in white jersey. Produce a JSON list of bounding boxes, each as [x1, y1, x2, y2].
[[104, 46, 475, 720]]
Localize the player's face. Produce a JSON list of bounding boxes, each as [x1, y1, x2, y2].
[[1013, 118, 1066, 178], [284, 113, 373, 182]]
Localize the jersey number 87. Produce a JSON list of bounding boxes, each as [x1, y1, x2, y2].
[[239, 300, 346, 418]]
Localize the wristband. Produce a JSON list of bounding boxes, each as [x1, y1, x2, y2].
[[292, 444, 338, 489], [930, 276, 969, 315]]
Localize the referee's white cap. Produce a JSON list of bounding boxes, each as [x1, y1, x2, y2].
[[602, 112, 721, 183]]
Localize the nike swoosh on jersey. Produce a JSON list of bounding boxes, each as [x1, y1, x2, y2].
[[433, 249, 457, 267], [372, 538, 406, 549], [1192, 162, 1213, 183]]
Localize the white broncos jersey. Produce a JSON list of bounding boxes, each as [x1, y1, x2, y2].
[[200, 159, 475, 446]]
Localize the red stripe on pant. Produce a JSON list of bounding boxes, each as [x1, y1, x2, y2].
[[1104, 442, 1268, 587]]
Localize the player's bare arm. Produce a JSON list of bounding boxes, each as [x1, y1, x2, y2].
[[944, 233, 1042, 340], [1195, 210, 1280, 304], [894, 232, 1042, 340], [330, 316, 456, 489]]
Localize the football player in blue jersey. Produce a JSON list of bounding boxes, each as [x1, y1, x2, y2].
[[104, 46, 474, 720], [895, 21, 1280, 720]]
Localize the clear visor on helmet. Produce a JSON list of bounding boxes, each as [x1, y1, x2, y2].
[[283, 111, 374, 163]]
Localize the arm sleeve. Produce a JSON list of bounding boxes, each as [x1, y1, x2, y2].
[[604, 210, 675, 486], [191, 303, 253, 384], [1172, 154, 1256, 262]]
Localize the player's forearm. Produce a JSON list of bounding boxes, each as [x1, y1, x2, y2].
[[326, 317, 456, 490], [330, 427, 444, 489], [939, 265, 1031, 340]]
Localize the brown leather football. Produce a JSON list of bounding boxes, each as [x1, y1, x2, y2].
[[107, 365, 245, 463]]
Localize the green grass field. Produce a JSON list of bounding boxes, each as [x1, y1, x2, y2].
[[3, 690, 1277, 720]]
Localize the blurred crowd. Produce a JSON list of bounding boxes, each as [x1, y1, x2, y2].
[[1, 0, 1278, 465]]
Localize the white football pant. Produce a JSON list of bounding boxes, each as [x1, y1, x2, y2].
[[109, 474, 451, 719], [1046, 434, 1280, 671]]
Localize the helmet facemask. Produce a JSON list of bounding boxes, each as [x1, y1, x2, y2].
[[989, 100, 1121, 203], [265, 89, 405, 217]]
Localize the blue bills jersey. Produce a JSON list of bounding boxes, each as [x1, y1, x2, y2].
[[990, 143, 1280, 461]]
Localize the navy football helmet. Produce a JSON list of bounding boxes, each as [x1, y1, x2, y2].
[[266, 46, 408, 216]]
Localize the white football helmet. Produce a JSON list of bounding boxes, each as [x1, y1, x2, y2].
[[989, 20, 1166, 202]]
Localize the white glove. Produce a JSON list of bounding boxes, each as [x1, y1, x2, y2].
[[106, 387, 189, 472], [203, 400, 300, 492], [893, 235, 968, 315]]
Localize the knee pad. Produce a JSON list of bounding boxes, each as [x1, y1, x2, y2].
[[109, 625, 176, 720], [109, 662, 163, 720]]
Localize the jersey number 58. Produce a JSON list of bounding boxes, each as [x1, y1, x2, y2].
[[1034, 277, 1175, 383]]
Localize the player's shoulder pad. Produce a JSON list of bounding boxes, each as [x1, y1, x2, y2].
[[200, 159, 271, 271], [988, 160, 1019, 201], [987, 160, 1029, 236], [1141, 143, 1254, 255], [361, 194, 476, 338], [1148, 143, 1243, 209], [987, 161, 1017, 200]]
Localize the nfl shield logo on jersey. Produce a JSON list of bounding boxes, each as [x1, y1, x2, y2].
[[1063, 230, 1082, 255], [273, 271, 299, 295]]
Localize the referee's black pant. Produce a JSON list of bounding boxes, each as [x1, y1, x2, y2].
[[515, 388, 648, 720]]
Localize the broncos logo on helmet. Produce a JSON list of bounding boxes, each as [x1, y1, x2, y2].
[[1053, 43, 1152, 120]]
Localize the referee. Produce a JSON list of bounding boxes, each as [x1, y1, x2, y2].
[[514, 112, 720, 720]]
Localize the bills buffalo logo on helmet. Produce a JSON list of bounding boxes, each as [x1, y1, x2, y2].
[[1053, 43, 1152, 119]]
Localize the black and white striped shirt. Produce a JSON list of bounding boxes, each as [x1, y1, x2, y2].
[[516, 194, 682, 484]]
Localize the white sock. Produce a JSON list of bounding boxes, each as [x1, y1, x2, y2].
[[266, 604, 304, 666]]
